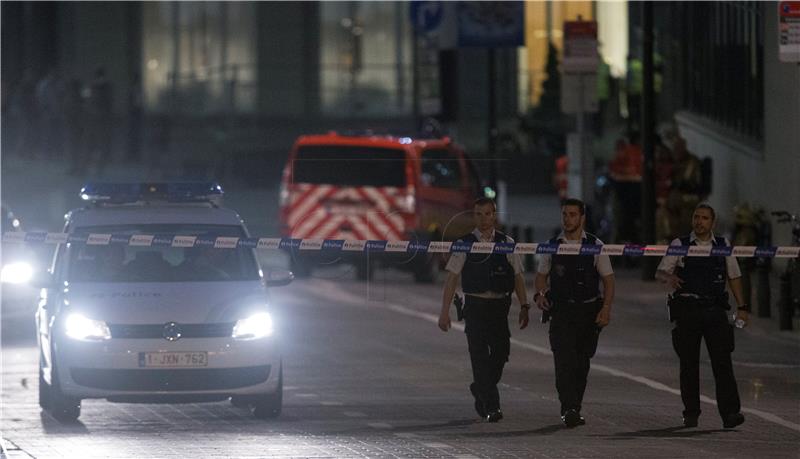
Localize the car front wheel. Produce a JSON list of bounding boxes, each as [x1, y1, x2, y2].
[[48, 362, 81, 422], [252, 367, 283, 419], [38, 367, 50, 410]]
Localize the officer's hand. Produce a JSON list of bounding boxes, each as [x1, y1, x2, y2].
[[535, 294, 551, 311], [518, 308, 530, 330], [438, 312, 451, 332], [666, 274, 684, 290], [595, 305, 611, 328], [735, 309, 749, 328]]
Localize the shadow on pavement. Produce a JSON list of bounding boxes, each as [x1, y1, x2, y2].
[[455, 423, 565, 438], [40, 412, 90, 435], [595, 425, 734, 439]]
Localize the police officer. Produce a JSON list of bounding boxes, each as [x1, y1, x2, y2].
[[656, 203, 747, 429], [438, 198, 530, 422], [534, 198, 615, 427]]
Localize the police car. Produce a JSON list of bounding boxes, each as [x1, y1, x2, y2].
[[35, 183, 290, 421]]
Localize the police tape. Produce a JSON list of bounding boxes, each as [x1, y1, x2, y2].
[[3, 231, 799, 258]]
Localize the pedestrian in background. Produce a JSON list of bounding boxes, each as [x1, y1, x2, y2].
[[654, 133, 675, 242], [35, 67, 64, 159], [608, 132, 642, 244], [438, 198, 530, 422], [534, 198, 615, 428], [667, 135, 703, 237], [86, 66, 113, 175], [656, 202, 747, 429], [64, 76, 86, 175]]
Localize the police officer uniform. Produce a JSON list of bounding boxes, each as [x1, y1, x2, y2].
[[445, 228, 524, 421], [536, 231, 613, 425], [657, 232, 745, 428]]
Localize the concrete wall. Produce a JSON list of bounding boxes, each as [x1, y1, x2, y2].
[[763, 2, 800, 247], [676, 4, 800, 246]]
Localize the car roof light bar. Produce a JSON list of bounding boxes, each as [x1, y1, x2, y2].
[[79, 182, 224, 203]]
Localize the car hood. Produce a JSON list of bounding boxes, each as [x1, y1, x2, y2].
[[62, 281, 269, 324]]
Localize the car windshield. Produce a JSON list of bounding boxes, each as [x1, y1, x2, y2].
[[293, 145, 406, 187], [65, 224, 260, 283]]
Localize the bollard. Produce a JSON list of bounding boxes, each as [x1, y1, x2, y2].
[[779, 270, 793, 331], [523, 226, 534, 272], [740, 259, 753, 312], [756, 258, 771, 318], [511, 225, 520, 247]]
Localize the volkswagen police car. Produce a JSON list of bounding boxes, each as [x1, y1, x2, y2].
[[35, 183, 290, 421]]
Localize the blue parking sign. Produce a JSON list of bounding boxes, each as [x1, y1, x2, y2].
[[410, 1, 444, 34]]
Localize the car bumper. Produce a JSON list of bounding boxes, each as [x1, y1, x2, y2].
[[54, 336, 281, 399]]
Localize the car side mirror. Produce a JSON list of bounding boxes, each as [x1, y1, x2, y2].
[[265, 269, 294, 287]]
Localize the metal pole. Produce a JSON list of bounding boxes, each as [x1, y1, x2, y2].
[[395, 2, 405, 112], [411, 30, 420, 122], [488, 47, 498, 187], [577, 73, 592, 206], [641, 1, 657, 280]]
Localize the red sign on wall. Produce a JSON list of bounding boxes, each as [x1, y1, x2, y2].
[[780, 1, 800, 62]]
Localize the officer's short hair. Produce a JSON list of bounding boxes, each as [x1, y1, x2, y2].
[[695, 202, 716, 221], [474, 197, 497, 211], [562, 198, 586, 215]]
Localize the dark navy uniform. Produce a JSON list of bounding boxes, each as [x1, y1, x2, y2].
[[446, 229, 522, 415], [658, 234, 742, 423], [537, 232, 613, 417]]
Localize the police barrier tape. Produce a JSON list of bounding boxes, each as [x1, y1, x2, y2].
[[3, 231, 800, 258]]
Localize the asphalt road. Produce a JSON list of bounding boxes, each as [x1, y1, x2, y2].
[[2, 264, 799, 458]]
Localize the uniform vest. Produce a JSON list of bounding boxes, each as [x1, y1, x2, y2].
[[675, 235, 727, 298], [460, 231, 515, 295], [548, 233, 600, 302]]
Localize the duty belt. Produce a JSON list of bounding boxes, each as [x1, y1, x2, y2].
[[552, 296, 599, 305]]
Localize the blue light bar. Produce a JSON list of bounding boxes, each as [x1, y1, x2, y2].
[[79, 182, 224, 203]]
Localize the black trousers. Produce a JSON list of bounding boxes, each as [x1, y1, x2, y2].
[[671, 306, 740, 419], [548, 301, 601, 415], [463, 295, 512, 412]]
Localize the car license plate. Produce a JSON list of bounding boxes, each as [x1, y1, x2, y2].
[[139, 352, 208, 367]]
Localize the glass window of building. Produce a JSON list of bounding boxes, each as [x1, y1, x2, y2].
[[320, 2, 412, 117], [143, 2, 256, 114]]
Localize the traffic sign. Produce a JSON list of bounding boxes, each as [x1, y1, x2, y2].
[[562, 20, 599, 72], [410, 1, 444, 34], [779, 1, 800, 62]]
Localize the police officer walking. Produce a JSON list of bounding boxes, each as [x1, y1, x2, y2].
[[656, 203, 747, 429], [438, 198, 530, 422], [534, 198, 615, 427]]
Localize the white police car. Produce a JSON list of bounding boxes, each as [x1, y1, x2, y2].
[[36, 183, 291, 421]]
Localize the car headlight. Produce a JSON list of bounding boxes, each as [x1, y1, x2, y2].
[[1, 261, 33, 284], [65, 313, 111, 341], [232, 312, 273, 340]]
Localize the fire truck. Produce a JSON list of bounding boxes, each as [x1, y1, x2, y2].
[[279, 131, 489, 282]]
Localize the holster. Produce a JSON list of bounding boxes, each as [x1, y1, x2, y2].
[[541, 292, 554, 323], [453, 293, 465, 321], [667, 292, 730, 322], [542, 295, 603, 323]]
